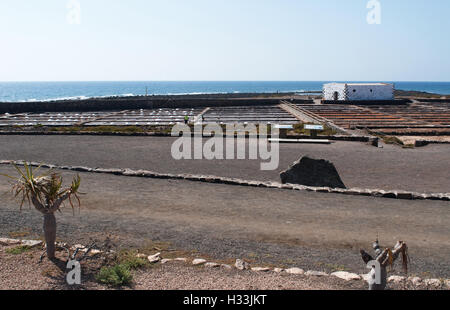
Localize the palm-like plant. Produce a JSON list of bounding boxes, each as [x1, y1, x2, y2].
[[2, 163, 81, 259]]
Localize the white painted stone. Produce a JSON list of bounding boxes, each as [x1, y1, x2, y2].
[[444, 279, 450, 288], [251, 267, 271, 272], [0, 238, 21, 246], [305, 270, 328, 277], [174, 257, 188, 262], [424, 278, 442, 287], [331, 271, 361, 281], [205, 262, 220, 268], [160, 258, 173, 264], [221, 264, 232, 269], [235, 259, 250, 270], [360, 274, 370, 282], [285, 268, 304, 275], [136, 253, 147, 258], [388, 275, 406, 283], [21, 240, 43, 248], [147, 253, 161, 263], [273, 268, 284, 273], [72, 244, 85, 250], [192, 259, 207, 266], [88, 249, 102, 256], [408, 277, 422, 286]]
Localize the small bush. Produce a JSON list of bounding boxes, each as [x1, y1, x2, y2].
[[6, 245, 32, 255], [380, 136, 403, 145], [117, 250, 148, 270], [96, 264, 133, 287], [292, 123, 336, 136]]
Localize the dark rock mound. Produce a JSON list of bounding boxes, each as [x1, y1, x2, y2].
[[280, 156, 346, 189]]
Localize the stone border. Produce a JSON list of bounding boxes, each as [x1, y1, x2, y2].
[[1, 160, 449, 202], [0, 130, 375, 143], [1, 238, 448, 289]]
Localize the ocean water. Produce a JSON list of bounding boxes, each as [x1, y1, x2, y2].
[[0, 81, 449, 102]]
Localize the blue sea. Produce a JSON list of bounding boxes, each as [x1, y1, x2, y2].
[[0, 81, 449, 102]]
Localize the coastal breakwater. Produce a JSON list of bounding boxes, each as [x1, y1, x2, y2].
[[0, 93, 314, 114]]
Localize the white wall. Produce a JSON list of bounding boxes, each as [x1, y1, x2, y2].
[[346, 84, 394, 101], [323, 83, 346, 100], [323, 83, 394, 101]]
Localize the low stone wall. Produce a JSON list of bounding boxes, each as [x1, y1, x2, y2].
[[0, 95, 314, 114], [1, 160, 448, 202], [417, 99, 450, 103], [0, 130, 374, 142]]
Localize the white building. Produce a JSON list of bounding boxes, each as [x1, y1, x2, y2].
[[323, 83, 394, 101]]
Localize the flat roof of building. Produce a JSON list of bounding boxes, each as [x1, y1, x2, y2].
[[324, 83, 392, 86], [347, 83, 391, 86]]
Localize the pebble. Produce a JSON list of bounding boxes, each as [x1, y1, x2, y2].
[[305, 270, 328, 277], [285, 268, 304, 275], [147, 253, 161, 263], [387, 275, 406, 283], [192, 259, 207, 266], [0, 238, 21, 246], [174, 258, 188, 262], [408, 277, 422, 286], [424, 278, 442, 287], [205, 262, 220, 268], [21, 240, 43, 248], [251, 267, 271, 272], [235, 259, 250, 270], [331, 271, 361, 281]]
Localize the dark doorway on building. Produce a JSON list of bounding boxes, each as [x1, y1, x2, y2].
[[333, 91, 339, 101]]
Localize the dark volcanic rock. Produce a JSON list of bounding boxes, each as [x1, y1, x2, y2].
[[280, 156, 346, 189]]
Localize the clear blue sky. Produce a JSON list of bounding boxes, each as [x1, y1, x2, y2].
[[1, 0, 449, 81]]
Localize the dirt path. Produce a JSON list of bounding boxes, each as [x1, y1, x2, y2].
[[0, 135, 449, 193], [1, 166, 448, 278]]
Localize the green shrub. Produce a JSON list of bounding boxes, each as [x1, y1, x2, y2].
[[292, 123, 336, 136], [6, 245, 32, 255], [96, 264, 133, 287], [117, 250, 148, 270], [382, 136, 404, 145]]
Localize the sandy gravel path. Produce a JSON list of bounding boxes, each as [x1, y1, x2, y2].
[[0, 135, 448, 193]]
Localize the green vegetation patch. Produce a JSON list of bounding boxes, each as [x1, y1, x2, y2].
[[116, 249, 149, 270], [381, 136, 404, 145], [6, 245, 32, 255], [96, 264, 133, 287], [292, 123, 337, 136]]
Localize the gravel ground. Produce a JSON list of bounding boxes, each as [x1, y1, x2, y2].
[[0, 135, 449, 193], [1, 167, 448, 279], [1, 245, 443, 290]]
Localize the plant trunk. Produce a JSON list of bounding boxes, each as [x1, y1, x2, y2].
[[43, 213, 57, 259]]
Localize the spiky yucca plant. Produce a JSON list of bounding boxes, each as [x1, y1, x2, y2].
[[2, 163, 81, 259]]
